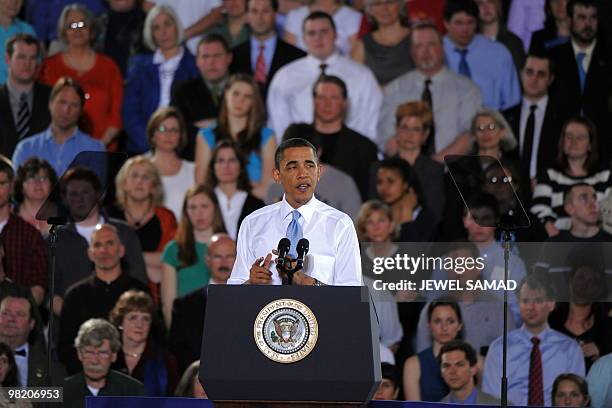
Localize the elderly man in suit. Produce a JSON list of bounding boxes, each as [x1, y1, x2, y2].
[[0, 33, 50, 158]]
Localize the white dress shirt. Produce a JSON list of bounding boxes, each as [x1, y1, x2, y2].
[[572, 39, 597, 73], [215, 187, 248, 240], [161, 160, 195, 220], [267, 53, 382, 143], [153, 47, 185, 110], [519, 95, 548, 179], [228, 195, 362, 286], [15, 343, 29, 387]]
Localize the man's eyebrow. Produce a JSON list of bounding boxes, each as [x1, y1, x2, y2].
[[284, 160, 298, 167]]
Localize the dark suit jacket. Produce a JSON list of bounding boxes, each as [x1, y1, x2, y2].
[[169, 286, 207, 373], [237, 194, 265, 230], [170, 76, 221, 161], [497, 26, 526, 74], [0, 82, 51, 157], [230, 37, 306, 99], [27, 341, 66, 386], [548, 39, 612, 161]]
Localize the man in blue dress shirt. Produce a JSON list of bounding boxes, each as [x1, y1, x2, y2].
[[442, 0, 521, 110], [12, 77, 104, 176]]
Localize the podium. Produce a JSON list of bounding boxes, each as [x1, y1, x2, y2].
[[199, 285, 381, 407]]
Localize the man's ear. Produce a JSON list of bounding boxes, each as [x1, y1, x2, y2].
[[272, 168, 281, 184]]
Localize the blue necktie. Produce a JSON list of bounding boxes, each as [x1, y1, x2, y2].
[[286, 210, 303, 258], [455, 48, 471, 79], [576, 51, 587, 92]]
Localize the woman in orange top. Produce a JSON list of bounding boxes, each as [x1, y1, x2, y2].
[[39, 4, 123, 149]]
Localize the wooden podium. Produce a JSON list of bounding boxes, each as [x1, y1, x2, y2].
[[200, 285, 381, 406]]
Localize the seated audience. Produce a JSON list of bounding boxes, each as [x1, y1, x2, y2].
[[470, 108, 517, 165], [283, 0, 361, 56], [587, 353, 612, 408], [0, 0, 36, 84], [0, 34, 51, 158], [440, 340, 501, 404], [147, 107, 196, 220], [123, 5, 199, 155], [175, 360, 207, 398], [0, 156, 46, 305], [64, 318, 145, 408], [482, 276, 585, 406], [529, 0, 570, 53], [169, 234, 235, 373], [109, 290, 178, 396], [59, 224, 149, 374], [196, 74, 276, 199], [38, 4, 123, 146], [108, 156, 178, 303], [161, 186, 225, 327], [403, 300, 463, 402], [205, 0, 250, 47], [205, 140, 264, 240], [531, 116, 612, 236], [552, 373, 590, 407], [350, 0, 413, 86], [13, 158, 57, 236], [372, 363, 400, 401], [12, 77, 104, 176]]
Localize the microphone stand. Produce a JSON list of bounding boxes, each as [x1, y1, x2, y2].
[[501, 229, 511, 408]]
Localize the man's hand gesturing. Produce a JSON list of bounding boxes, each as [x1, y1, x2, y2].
[[249, 253, 273, 284]]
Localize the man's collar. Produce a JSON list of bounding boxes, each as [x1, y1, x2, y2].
[[522, 94, 548, 110], [571, 38, 597, 55], [519, 323, 551, 339], [250, 34, 277, 50], [306, 51, 339, 66], [6, 79, 33, 97], [280, 194, 318, 224], [46, 126, 80, 143]]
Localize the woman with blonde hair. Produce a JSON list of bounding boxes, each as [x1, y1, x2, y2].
[[108, 156, 177, 302], [470, 108, 517, 163]]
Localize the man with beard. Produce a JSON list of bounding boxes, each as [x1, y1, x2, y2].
[[169, 233, 236, 372], [548, 0, 611, 162], [64, 318, 144, 408]]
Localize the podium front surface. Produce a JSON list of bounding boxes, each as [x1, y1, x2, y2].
[[200, 285, 381, 406]]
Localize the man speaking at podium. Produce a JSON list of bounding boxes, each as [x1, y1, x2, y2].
[[228, 138, 362, 286]]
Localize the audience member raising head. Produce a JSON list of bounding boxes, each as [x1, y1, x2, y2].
[[160, 185, 225, 327], [196, 73, 276, 199], [205, 140, 264, 240], [38, 4, 124, 146], [109, 290, 178, 396]]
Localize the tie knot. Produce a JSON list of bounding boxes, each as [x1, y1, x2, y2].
[[455, 48, 468, 56], [425, 79, 432, 87], [577, 51, 586, 62], [14, 348, 26, 357], [19, 93, 27, 102], [529, 104, 537, 113], [259, 43, 265, 51], [531, 337, 540, 346], [291, 210, 301, 221], [319, 63, 328, 76]]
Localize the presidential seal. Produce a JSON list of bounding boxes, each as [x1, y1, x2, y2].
[[254, 299, 318, 363]]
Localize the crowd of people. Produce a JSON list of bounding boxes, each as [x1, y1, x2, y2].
[[0, 0, 611, 406]]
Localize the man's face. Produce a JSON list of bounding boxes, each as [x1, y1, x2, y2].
[[570, 5, 598, 45], [0, 0, 23, 19], [273, 147, 320, 208], [0, 297, 34, 348], [565, 185, 599, 227], [196, 41, 232, 83], [440, 350, 477, 391], [63, 179, 98, 221], [372, 378, 399, 400], [223, 0, 246, 18], [444, 12, 477, 48], [77, 339, 116, 383], [206, 238, 236, 283], [476, 0, 498, 24], [247, 0, 276, 37], [5, 41, 38, 85], [49, 87, 82, 132], [463, 207, 496, 244], [521, 56, 553, 99], [411, 28, 444, 73], [314, 82, 346, 125], [519, 285, 555, 329], [87, 227, 125, 272], [303, 18, 336, 60], [0, 172, 12, 209]]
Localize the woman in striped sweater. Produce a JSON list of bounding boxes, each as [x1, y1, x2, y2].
[[530, 116, 612, 237]]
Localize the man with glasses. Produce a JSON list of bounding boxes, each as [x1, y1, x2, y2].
[[64, 318, 144, 408]]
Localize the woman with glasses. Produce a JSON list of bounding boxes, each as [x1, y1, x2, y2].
[[531, 116, 612, 237], [351, 0, 413, 86], [147, 107, 195, 220], [39, 4, 124, 149], [110, 290, 179, 396], [109, 156, 177, 303], [470, 109, 517, 165], [13, 158, 58, 236]]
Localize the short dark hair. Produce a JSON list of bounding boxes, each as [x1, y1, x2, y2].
[[247, 0, 279, 12], [313, 75, 347, 99], [0, 155, 14, 182], [50, 76, 86, 107], [427, 299, 463, 325], [274, 138, 318, 169], [197, 32, 231, 54], [303, 11, 336, 33], [381, 363, 400, 390], [60, 166, 103, 195], [443, 0, 479, 21], [523, 52, 555, 76], [567, 0, 598, 19], [552, 373, 589, 403], [517, 274, 556, 300], [377, 158, 425, 205], [563, 182, 593, 205], [5, 33, 41, 59], [439, 339, 478, 367], [13, 157, 59, 204], [0, 342, 19, 387]]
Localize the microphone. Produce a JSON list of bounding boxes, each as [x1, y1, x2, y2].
[[296, 238, 310, 271], [276, 238, 291, 270]]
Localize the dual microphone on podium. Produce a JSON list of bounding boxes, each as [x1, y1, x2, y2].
[[276, 237, 310, 285]]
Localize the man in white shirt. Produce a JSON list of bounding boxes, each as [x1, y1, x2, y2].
[[228, 138, 362, 286], [267, 11, 381, 143]]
